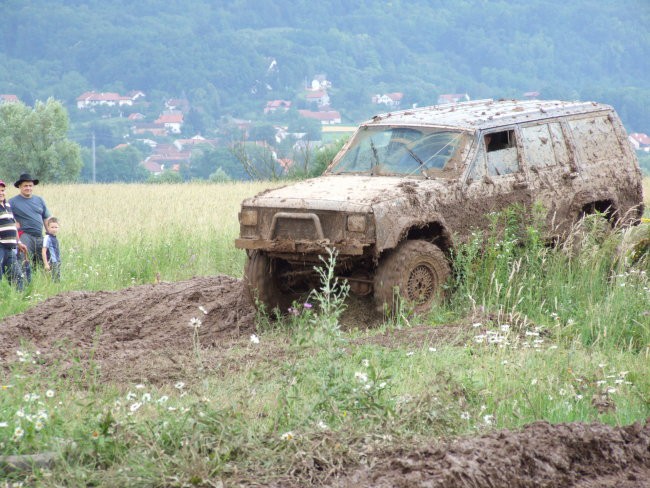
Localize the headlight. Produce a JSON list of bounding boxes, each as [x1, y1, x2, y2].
[[347, 214, 366, 232], [240, 209, 258, 226]]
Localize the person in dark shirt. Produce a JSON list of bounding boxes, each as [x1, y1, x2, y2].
[[42, 217, 61, 282], [9, 173, 51, 282], [0, 179, 27, 290]]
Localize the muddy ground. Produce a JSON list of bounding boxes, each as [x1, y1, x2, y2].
[[1, 275, 648, 487]]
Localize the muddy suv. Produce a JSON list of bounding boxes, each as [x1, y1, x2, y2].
[[235, 99, 644, 313]]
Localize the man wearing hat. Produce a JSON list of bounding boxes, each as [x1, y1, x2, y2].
[[9, 173, 51, 279], [0, 179, 27, 290]]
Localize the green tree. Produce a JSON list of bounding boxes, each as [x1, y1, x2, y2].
[[0, 98, 82, 182], [80, 145, 148, 183]]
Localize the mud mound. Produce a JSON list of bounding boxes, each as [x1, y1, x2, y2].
[[329, 420, 650, 488], [0, 276, 256, 383]]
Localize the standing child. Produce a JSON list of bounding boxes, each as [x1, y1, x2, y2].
[[42, 217, 61, 282]]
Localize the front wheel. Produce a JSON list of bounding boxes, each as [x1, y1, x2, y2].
[[374, 240, 450, 314], [244, 251, 296, 314]]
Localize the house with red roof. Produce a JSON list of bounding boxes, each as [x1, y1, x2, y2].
[[298, 109, 341, 125], [304, 90, 330, 107], [76, 91, 143, 109], [264, 100, 292, 114], [173, 134, 217, 151], [629, 133, 650, 152], [372, 92, 403, 108], [144, 144, 191, 172], [155, 112, 184, 134]]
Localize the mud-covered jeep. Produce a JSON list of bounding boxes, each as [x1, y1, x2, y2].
[[235, 99, 644, 313]]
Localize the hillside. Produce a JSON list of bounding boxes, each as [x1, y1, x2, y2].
[[1, 0, 649, 130]]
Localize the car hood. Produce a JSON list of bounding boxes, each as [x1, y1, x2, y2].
[[242, 175, 449, 213]]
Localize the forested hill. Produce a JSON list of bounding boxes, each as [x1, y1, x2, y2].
[[0, 0, 649, 130]]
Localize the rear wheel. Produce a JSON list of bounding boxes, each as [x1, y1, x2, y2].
[[374, 240, 450, 314]]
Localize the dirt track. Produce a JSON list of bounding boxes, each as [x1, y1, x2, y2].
[[1, 276, 648, 487]]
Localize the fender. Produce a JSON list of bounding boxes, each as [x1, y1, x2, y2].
[[372, 196, 452, 254]]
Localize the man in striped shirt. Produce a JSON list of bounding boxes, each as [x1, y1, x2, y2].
[[0, 180, 26, 290]]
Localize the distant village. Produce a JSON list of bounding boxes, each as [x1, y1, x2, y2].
[[1, 84, 648, 178]]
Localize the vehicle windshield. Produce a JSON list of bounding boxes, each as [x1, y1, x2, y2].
[[328, 126, 471, 177]]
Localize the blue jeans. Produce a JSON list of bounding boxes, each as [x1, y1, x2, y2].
[[0, 246, 25, 291], [19, 233, 42, 284]]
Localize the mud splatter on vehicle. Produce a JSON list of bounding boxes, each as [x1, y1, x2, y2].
[[236, 99, 644, 313]]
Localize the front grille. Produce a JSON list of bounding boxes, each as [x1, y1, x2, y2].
[[262, 209, 344, 241]]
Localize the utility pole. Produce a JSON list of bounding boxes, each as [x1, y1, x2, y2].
[[92, 131, 96, 183]]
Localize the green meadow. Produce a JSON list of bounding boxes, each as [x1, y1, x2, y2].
[[0, 180, 648, 486]]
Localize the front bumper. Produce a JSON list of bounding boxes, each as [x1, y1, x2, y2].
[[235, 237, 368, 255]]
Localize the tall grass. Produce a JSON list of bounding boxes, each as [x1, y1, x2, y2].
[[0, 182, 279, 317], [449, 205, 650, 351]]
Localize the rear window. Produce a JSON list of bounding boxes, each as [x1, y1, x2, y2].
[[567, 115, 621, 163]]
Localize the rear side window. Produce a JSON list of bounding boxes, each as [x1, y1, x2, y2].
[[521, 122, 569, 168], [568, 115, 621, 163], [485, 130, 520, 176]]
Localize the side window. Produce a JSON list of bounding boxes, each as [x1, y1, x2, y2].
[[521, 122, 569, 168], [485, 130, 520, 176], [567, 115, 620, 163]]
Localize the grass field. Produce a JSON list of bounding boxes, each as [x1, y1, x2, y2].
[[0, 179, 648, 486]]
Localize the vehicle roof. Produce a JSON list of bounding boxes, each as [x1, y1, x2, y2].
[[363, 99, 613, 131]]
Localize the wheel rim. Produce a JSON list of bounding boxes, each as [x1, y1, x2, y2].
[[407, 263, 437, 305]]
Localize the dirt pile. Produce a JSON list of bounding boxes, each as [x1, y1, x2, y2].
[[329, 420, 650, 488], [0, 276, 256, 383]]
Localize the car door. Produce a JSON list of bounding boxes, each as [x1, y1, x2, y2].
[[519, 120, 576, 235], [457, 127, 532, 236]]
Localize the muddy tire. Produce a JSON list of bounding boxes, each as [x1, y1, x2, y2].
[[374, 240, 450, 314], [244, 251, 295, 314]]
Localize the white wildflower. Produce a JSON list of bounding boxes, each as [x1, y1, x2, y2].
[[129, 402, 142, 413], [281, 431, 294, 441], [174, 382, 185, 390], [189, 317, 202, 328], [428, 347, 437, 352], [362, 359, 370, 367], [483, 414, 495, 425], [354, 371, 368, 383], [198, 305, 208, 315], [250, 334, 260, 344], [460, 411, 471, 420], [45, 390, 55, 398]]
